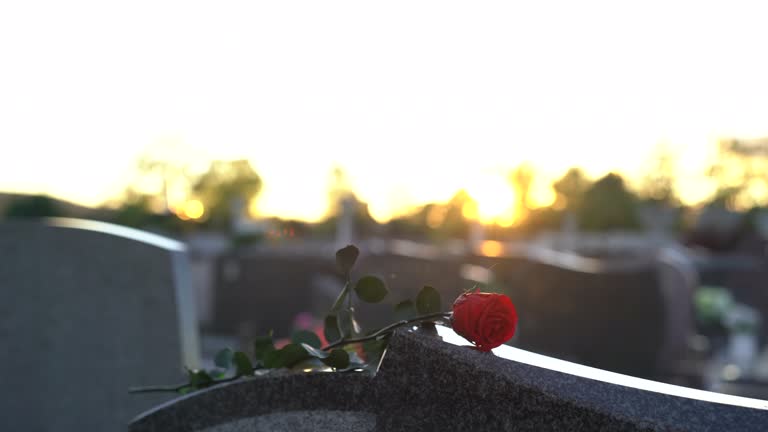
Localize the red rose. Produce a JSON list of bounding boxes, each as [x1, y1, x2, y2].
[[451, 289, 517, 352]]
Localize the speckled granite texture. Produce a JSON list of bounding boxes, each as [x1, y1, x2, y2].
[[0, 220, 195, 431], [198, 411, 375, 432], [131, 328, 768, 432], [130, 371, 375, 432]]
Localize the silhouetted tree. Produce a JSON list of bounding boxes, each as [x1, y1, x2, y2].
[[553, 168, 591, 212], [578, 173, 641, 231], [387, 189, 473, 240], [706, 139, 768, 210], [193, 160, 262, 231], [112, 191, 156, 228]]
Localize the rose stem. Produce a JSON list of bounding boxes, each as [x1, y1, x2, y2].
[[322, 311, 452, 351]]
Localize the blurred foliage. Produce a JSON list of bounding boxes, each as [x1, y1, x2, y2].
[[638, 144, 678, 205], [387, 190, 472, 240], [707, 139, 768, 211], [695, 286, 734, 327], [578, 173, 641, 231], [192, 159, 262, 232], [519, 207, 564, 233], [133, 140, 204, 213], [134, 245, 449, 395], [3, 195, 61, 219], [553, 168, 591, 213], [112, 191, 157, 228], [14, 137, 768, 239], [108, 189, 193, 235]]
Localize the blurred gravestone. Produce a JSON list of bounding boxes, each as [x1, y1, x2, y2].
[[480, 247, 696, 379], [211, 253, 339, 338], [352, 247, 468, 331], [0, 218, 200, 431]]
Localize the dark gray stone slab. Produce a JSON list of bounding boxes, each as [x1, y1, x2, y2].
[[198, 411, 375, 432], [130, 326, 768, 431], [210, 253, 339, 337], [470, 247, 696, 379], [130, 371, 374, 431], [210, 250, 470, 338], [0, 218, 200, 431]]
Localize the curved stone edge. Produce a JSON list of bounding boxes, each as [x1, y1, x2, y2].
[[44, 217, 186, 251], [130, 327, 768, 431], [129, 371, 374, 432], [386, 328, 768, 431]]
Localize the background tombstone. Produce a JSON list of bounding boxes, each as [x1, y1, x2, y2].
[[474, 246, 697, 380], [0, 218, 200, 431], [210, 251, 339, 339], [352, 245, 469, 331]]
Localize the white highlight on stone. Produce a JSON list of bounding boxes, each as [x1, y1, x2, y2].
[[437, 325, 768, 410]]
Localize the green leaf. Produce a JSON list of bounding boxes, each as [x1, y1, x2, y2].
[[324, 315, 341, 343], [336, 245, 359, 274], [214, 348, 234, 370], [279, 344, 310, 367], [262, 349, 282, 369], [263, 344, 310, 369], [300, 343, 330, 359], [233, 351, 253, 376], [354, 276, 388, 303], [394, 299, 416, 321], [322, 349, 350, 370], [291, 357, 327, 370], [179, 386, 195, 395], [416, 285, 441, 314], [291, 330, 322, 349], [188, 369, 213, 388], [253, 332, 275, 362]]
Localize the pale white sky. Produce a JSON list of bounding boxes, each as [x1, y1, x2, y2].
[[1, 1, 767, 222]]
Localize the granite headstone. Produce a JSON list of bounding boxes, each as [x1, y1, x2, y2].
[[210, 253, 339, 337], [130, 325, 768, 431], [0, 218, 200, 431]]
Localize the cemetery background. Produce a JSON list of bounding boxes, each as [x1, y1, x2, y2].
[[3, 2, 768, 428], [2, 170, 768, 429]]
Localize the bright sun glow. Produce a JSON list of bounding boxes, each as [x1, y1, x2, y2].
[[465, 174, 516, 225], [1, 2, 768, 220], [177, 200, 205, 220], [479, 240, 504, 257]]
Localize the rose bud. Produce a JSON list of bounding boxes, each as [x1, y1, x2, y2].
[[451, 289, 517, 352]]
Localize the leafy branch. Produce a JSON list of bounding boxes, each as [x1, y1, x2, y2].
[[131, 244, 449, 395]]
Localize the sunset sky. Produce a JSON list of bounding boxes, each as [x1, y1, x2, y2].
[[2, 1, 767, 223]]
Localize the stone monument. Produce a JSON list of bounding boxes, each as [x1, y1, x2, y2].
[[0, 218, 200, 431]]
